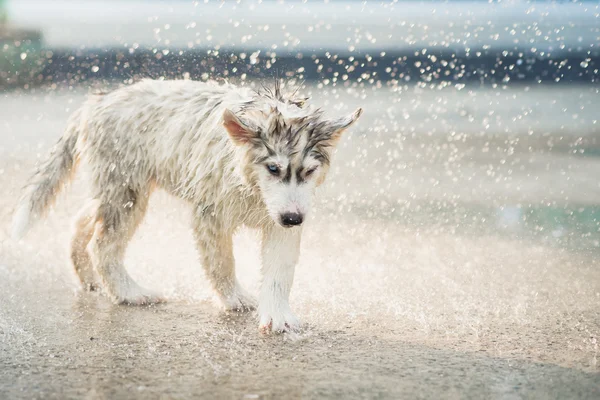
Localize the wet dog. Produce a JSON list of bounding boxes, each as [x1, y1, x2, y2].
[[12, 79, 362, 333]]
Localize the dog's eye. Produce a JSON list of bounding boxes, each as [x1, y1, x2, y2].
[[305, 166, 318, 177], [266, 164, 280, 175]]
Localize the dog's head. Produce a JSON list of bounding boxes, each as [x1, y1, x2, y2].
[[223, 85, 362, 228]]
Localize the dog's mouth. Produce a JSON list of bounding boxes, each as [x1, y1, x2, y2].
[[281, 223, 301, 228]]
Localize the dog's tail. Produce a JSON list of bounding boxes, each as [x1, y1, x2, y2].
[[11, 109, 83, 239]]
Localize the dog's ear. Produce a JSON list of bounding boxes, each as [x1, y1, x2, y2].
[[223, 109, 257, 145], [326, 108, 363, 144]]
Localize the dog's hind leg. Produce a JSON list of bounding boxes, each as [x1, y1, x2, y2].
[[70, 199, 101, 291], [193, 211, 256, 311], [87, 187, 163, 305]]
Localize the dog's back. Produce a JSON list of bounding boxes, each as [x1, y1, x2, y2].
[[12, 79, 255, 239]]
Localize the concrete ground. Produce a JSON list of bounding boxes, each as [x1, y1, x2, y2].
[[0, 84, 599, 399]]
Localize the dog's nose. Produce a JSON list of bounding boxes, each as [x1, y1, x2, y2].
[[280, 213, 303, 227]]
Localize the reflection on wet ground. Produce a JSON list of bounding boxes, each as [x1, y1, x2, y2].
[[1, 85, 599, 398], [1, 293, 599, 399]]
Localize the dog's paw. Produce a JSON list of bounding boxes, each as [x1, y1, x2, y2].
[[258, 309, 300, 334], [78, 281, 101, 292], [120, 293, 165, 306], [221, 286, 257, 312], [112, 285, 165, 306]]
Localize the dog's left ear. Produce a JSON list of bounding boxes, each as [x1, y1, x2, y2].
[[223, 109, 257, 145], [326, 108, 363, 144]]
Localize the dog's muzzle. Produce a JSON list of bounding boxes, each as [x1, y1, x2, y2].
[[280, 212, 303, 227]]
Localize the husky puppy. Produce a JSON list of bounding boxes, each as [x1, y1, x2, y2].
[[12, 79, 362, 333]]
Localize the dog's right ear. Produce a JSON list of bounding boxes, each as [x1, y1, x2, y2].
[[223, 109, 256, 145]]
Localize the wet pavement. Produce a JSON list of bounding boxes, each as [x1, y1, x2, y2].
[[1, 84, 599, 398]]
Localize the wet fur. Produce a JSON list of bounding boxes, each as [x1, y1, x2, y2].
[[12, 79, 362, 333]]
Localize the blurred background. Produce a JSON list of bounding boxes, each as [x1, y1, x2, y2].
[[2, 0, 599, 250], [2, 0, 599, 241], [1, 1, 599, 398], [2, 0, 599, 86]]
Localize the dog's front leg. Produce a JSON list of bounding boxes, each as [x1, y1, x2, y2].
[[258, 225, 302, 333]]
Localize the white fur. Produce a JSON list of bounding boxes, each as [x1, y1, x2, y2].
[[259, 226, 302, 332], [11, 202, 32, 240], [12, 79, 362, 333]]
